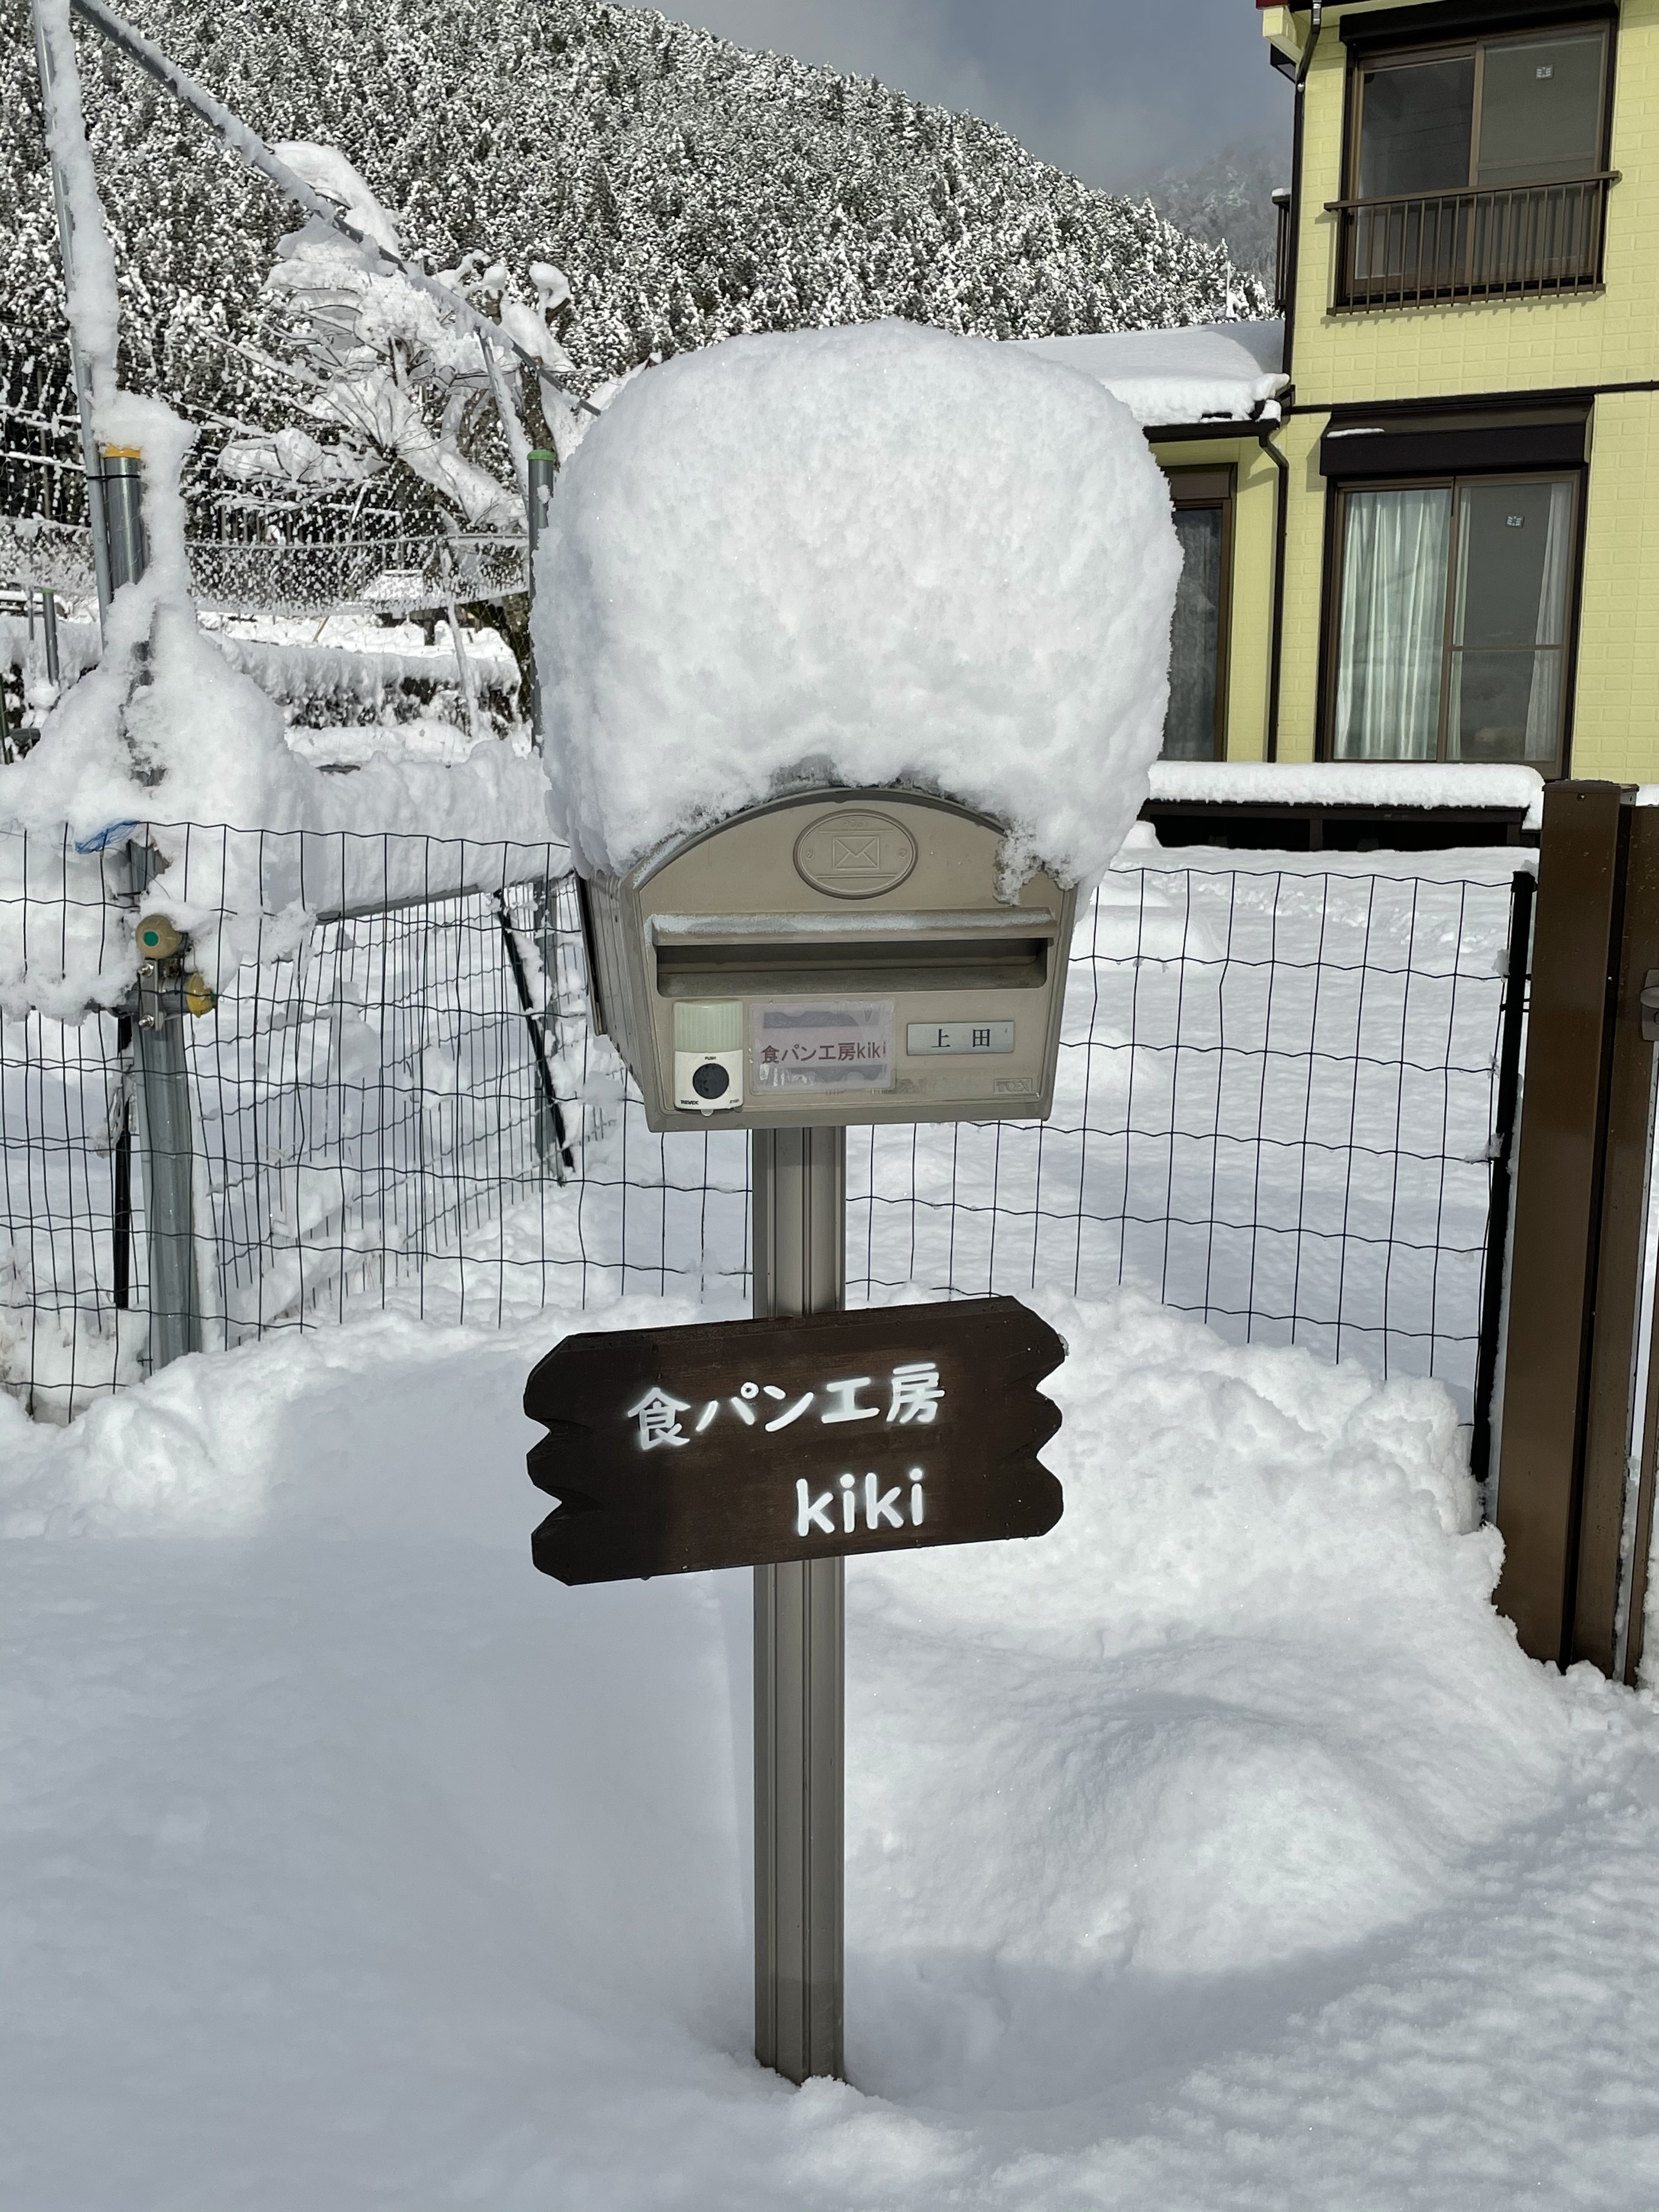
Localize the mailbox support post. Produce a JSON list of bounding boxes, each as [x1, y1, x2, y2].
[[752, 1125, 845, 2084]]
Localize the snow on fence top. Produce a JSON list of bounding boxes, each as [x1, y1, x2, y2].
[[534, 320, 1184, 892], [1149, 760, 1547, 830], [1012, 319, 1287, 426]]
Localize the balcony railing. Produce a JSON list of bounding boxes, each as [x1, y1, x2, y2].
[[1327, 173, 1617, 310]]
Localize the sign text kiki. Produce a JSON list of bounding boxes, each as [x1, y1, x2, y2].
[[525, 1296, 1064, 1584]]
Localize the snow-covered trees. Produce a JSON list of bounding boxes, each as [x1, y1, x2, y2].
[[2, 0, 1267, 532], [1147, 145, 1287, 289]]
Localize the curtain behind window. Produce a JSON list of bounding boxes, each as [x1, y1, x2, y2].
[[1162, 505, 1224, 760], [1523, 479, 1574, 760], [1333, 487, 1452, 760]]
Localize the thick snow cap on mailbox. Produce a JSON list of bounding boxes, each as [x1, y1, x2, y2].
[[535, 320, 1182, 890]]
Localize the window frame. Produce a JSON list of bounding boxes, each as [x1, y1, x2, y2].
[[1160, 465, 1235, 764], [1319, 466, 1584, 775], [1346, 22, 1612, 201], [1334, 17, 1617, 309]]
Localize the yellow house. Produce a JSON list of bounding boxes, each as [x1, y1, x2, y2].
[[1036, 0, 1657, 812]]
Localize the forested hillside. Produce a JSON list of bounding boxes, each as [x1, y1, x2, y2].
[[2, 0, 1265, 525]]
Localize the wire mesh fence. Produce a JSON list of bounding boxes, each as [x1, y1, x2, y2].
[[0, 516, 530, 617], [1, 823, 1530, 1427]]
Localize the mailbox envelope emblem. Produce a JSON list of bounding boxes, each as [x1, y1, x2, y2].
[[793, 810, 918, 900]]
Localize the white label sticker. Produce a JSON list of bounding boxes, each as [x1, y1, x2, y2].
[[751, 1000, 894, 1091], [906, 1020, 1014, 1056]]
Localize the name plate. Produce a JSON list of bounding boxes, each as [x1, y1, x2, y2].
[[906, 1020, 1014, 1055]]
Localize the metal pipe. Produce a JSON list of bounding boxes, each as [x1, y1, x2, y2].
[[1280, 1, 1324, 386], [99, 447, 146, 591], [30, 0, 114, 622], [1470, 868, 1536, 1488], [128, 840, 203, 1372], [751, 1125, 845, 2085], [1259, 422, 1290, 763], [112, 1007, 132, 1310], [41, 588, 60, 686], [527, 448, 555, 757], [495, 891, 573, 1180]]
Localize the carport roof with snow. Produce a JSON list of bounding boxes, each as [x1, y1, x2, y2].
[[1010, 318, 1287, 427]]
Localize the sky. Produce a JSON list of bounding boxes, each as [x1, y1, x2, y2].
[[662, 0, 1292, 193]]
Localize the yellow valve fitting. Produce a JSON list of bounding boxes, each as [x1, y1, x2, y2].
[[136, 912, 184, 961], [184, 972, 217, 1018]]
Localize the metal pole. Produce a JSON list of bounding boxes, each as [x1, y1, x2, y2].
[[129, 840, 202, 1372], [112, 1009, 132, 1310], [444, 593, 482, 744], [41, 587, 60, 687], [751, 1125, 845, 2084], [527, 448, 555, 758], [495, 892, 572, 1180], [522, 446, 563, 1170], [99, 448, 146, 592], [111, 453, 200, 1374], [1469, 867, 1535, 1488], [30, 0, 115, 623]]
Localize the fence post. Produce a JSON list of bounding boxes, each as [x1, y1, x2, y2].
[[752, 1126, 845, 2085], [527, 448, 555, 758], [1575, 805, 1659, 1672], [110, 433, 198, 1372], [129, 845, 203, 1372], [40, 587, 60, 687], [1493, 782, 1659, 1671], [1469, 868, 1535, 1487], [1620, 1290, 1659, 1685]]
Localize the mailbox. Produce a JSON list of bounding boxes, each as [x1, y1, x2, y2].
[[579, 788, 1077, 1132]]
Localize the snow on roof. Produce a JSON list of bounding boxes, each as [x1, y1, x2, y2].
[[1011, 319, 1287, 427], [534, 320, 1183, 890]]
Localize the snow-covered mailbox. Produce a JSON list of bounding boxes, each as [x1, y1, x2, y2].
[[579, 789, 1076, 1130], [532, 321, 1183, 2089], [540, 325, 1180, 1140]]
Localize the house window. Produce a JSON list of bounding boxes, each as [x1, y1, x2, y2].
[[1330, 473, 1577, 769], [1336, 22, 1613, 306], [1160, 468, 1233, 761]]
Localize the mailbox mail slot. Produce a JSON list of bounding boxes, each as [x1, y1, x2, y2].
[[649, 910, 1058, 997], [579, 789, 1077, 1132]]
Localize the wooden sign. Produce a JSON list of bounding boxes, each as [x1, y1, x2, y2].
[[525, 1295, 1064, 1584]]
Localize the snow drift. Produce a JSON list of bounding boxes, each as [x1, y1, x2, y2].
[[5, 1286, 1657, 2208], [534, 320, 1183, 890]]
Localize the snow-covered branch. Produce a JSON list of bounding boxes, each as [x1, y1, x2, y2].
[[216, 148, 585, 527]]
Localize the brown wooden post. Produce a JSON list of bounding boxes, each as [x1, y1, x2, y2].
[[1494, 782, 1629, 1665], [1621, 1287, 1659, 1686], [1573, 808, 1659, 1671]]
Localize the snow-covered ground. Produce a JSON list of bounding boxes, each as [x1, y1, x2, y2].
[[4, 1284, 1657, 2210]]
